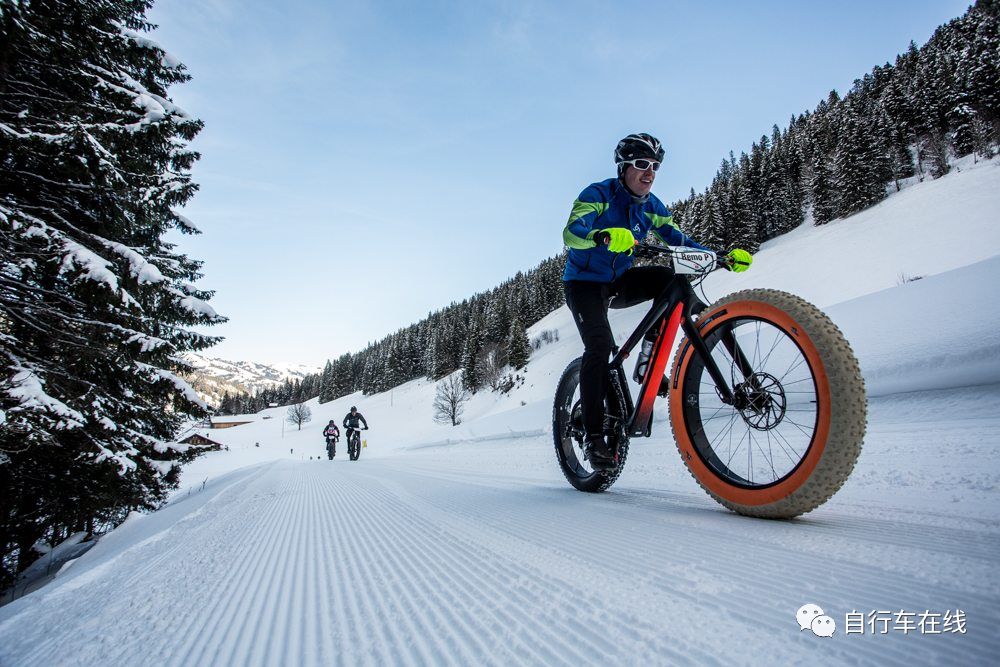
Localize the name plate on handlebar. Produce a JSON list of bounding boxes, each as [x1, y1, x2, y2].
[[671, 248, 716, 275]]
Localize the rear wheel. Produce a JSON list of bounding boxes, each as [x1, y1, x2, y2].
[[669, 289, 866, 518], [552, 357, 630, 493]]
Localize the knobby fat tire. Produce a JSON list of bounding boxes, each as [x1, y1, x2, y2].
[[669, 289, 867, 518]]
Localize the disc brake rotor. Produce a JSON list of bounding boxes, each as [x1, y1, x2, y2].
[[733, 371, 786, 430]]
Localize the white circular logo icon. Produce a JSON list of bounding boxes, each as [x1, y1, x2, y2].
[[811, 615, 836, 638], [796, 603, 824, 631]]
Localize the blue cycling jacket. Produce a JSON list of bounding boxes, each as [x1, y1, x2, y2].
[[562, 178, 707, 283]]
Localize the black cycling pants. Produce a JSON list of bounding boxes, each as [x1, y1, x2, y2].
[[564, 266, 675, 435]]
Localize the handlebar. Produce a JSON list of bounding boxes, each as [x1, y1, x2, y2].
[[634, 243, 731, 276], [594, 235, 732, 274]]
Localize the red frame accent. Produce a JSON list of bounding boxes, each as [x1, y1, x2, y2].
[[633, 302, 684, 431]]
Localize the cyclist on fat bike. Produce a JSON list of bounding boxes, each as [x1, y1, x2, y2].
[[562, 132, 753, 471], [342, 406, 368, 447], [323, 419, 340, 458]]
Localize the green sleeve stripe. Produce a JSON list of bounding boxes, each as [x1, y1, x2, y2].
[[646, 212, 677, 230], [568, 200, 608, 225], [563, 226, 596, 249], [563, 199, 608, 250]]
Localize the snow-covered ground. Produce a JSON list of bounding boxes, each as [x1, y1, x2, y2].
[[1, 157, 999, 665]]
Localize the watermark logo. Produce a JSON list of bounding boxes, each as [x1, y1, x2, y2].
[[797, 605, 968, 637], [797, 603, 836, 637]]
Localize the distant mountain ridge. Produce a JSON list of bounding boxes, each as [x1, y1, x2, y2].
[[181, 353, 321, 407]]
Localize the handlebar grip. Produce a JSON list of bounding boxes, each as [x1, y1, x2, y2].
[[593, 231, 611, 246]]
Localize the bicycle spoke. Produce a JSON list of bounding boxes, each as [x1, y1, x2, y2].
[[723, 416, 748, 469], [779, 354, 807, 384], [752, 321, 762, 371], [753, 430, 778, 482], [781, 416, 818, 440], [743, 428, 753, 483], [771, 425, 806, 463], [768, 425, 803, 466], [757, 328, 785, 370], [700, 411, 738, 422], [707, 408, 740, 444], [708, 410, 740, 460]]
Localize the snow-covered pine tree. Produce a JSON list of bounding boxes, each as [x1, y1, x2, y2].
[[700, 191, 726, 250], [0, 0, 224, 586], [483, 297, 508, 347], [507, 314, 531, 371], [809, 150, 837, 225], [384, 334, 407, 389], [318, 360, 333, 403], [964, 3, 999, 139], [726, 171, 757, 251], [876, 102, 916, 191], [461, 315, 483, 392], [678, 189, 702, 241], [330, 354, 352, 399], [834, 104, 888, 217]]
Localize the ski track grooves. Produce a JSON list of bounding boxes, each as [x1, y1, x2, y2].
[[2, 459, 998, 666], [376, 461, 1000, 666]]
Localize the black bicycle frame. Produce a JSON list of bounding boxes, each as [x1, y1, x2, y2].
[[608, 273, 747, 439]]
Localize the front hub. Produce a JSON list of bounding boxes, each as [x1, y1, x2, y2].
[[733, 372, 786, 430]]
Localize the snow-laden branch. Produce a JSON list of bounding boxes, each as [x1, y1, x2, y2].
[[0, 121, 69, 143], [5, 367, 86, 429], [172, 212, 200, 234], [83, 62, 194, 130], [137, 363, 209, 411], [11, 210, 177, 309], [58, 236, 119, 290], [126, 333, 170, 353], [92, 440, 138, 472], [166, 286, 220, 319], [100, 240, 165, 284], [113, 22, 184, 71]]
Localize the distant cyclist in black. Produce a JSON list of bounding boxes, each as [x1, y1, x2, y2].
[[342, 406, 368, 444]]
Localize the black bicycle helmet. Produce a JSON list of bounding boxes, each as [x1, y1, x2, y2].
[[614, 133, 665, 172], [350, 406, 356, 411]]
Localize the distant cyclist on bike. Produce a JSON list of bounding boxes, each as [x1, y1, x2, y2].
[[322, 419, 340, 459], [342, 406, 368, 446], [562, 132, 753, 471]]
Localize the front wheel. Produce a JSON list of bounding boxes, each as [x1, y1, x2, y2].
[[552, 357, 630, 493], [669, 289, 866, 519]]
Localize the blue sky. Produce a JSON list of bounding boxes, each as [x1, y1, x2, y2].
[[149, 0, 969, 367]]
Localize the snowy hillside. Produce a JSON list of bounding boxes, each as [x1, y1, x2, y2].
[[181, 352, 321, 405], [1, 158, 998, 665]]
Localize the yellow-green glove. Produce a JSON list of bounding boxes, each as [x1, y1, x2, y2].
[[594, 228, 636, 253], [726, 248, 752, 272]]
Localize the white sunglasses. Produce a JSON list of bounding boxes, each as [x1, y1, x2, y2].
[[621, 158, 661, 172]]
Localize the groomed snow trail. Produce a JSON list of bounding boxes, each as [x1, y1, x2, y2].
[[2, 434, 997, 666]]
